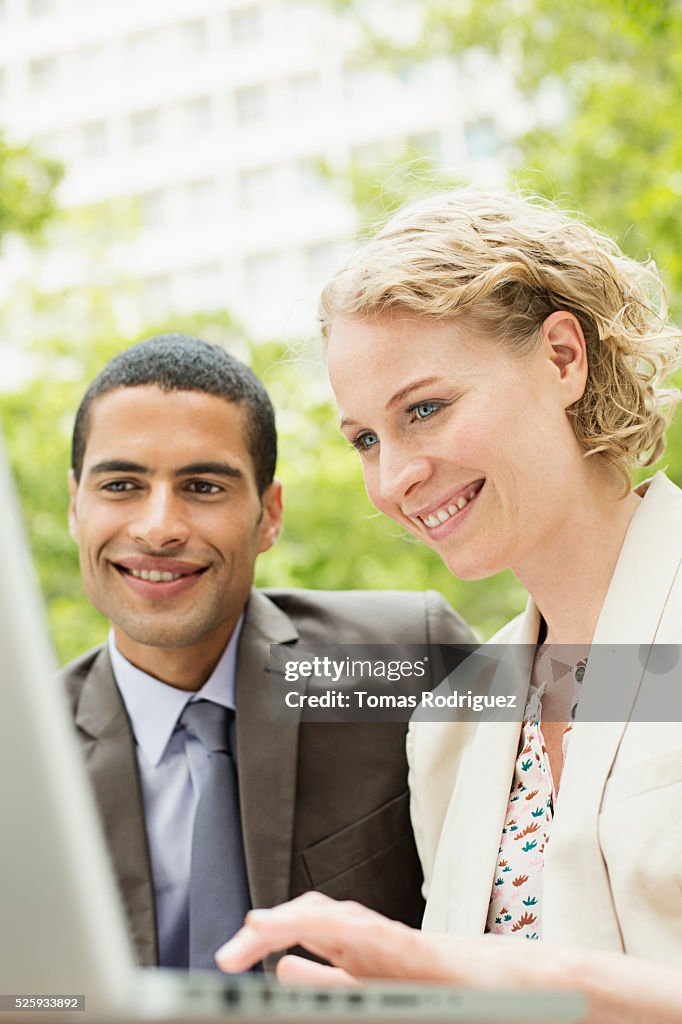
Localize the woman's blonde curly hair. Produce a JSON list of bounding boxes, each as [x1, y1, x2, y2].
[[320, 190, 682, 490]]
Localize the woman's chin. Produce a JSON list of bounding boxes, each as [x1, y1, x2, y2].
[[440, 551, 504, 582]]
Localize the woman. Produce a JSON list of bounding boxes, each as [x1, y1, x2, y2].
[[217, 191, 682, 1021]]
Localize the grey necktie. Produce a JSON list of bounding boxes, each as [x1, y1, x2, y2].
[[180, 700, 251, 971]]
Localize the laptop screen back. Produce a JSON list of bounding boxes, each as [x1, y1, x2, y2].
[[0, 425, 136, 1012]]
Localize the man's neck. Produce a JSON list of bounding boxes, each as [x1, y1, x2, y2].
[[111, 622, 238, 691]]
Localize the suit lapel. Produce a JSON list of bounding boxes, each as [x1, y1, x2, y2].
[[235, 591, 301, 911], [545, 473, 682, 948], [74, 649, 157, 966]]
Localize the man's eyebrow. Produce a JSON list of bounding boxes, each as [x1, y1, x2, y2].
[[339, 376, 443, 429], [89, 460, 148, 475], [175, 461, 243, 479]]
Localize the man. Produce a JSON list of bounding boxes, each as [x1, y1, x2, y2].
[[61, 333, 473, 971]]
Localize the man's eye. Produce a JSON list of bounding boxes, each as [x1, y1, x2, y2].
[[188, 481, 222, 495], [411, 401, 440, 421], [351, 431, 379, 453], [102, 480, 135, 492]]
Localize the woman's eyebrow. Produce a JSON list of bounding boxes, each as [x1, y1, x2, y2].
[[339, 376, 444, 430], [386, 377, 442, 410]]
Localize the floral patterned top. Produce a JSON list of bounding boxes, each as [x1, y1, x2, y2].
[[485, 650, 587, 940]]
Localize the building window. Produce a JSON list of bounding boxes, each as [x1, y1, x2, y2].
[[180, 19, 207, 53], [34, 129, 70, 161], [229, 5, 263, 44], [131, 109, 160, 148], [343, 65, 375, 104], [28, 0, 56, 15], [128, 30, 165, 73], [350, 141, 393, 166], [184, 96, 212, 136], [406, 131, 441, 162], [83, 120, 108, 158], [234, 84, 267, 124], [239, 166, 275, 209], [187, 179, 216, 221], [78, 43, 107, 87], [304, 241, 343, 283], [138, 190, 165, 228], [465, 118, 498, 160], [188, 263, 222, 305], [144, 275, 172, 317], [29, 56, 58, 93], [289, 72, 319, 113], [245, 252, 284, 300], [295, 158, 327, 196], [396, 60, 425, 87]]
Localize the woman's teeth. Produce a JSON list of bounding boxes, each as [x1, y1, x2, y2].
[[422, 489, 479, 528]]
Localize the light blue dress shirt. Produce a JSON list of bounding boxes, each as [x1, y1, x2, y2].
[[108, 617, 243, 968]]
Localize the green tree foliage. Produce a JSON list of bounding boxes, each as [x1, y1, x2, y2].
[[332, 0, 682, 308], [0, 133, 62, 245]]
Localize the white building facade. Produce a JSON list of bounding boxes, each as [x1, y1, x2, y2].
[[0, 0, 516, 340]]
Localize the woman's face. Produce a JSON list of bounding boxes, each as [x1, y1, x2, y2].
[[327, 311, 588, 581]]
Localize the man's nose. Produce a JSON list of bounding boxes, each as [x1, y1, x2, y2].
[[128, 486, 190, 548]]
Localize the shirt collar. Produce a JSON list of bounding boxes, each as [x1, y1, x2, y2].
[[108, 614, 243, 767]]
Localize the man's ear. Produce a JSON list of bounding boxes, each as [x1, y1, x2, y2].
[[541, 310, 588, 408], [67, 469, 80, 543], [258, 479, 283, 553]]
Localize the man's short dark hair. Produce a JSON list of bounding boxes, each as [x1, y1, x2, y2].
[[72, 334, 277, 493]]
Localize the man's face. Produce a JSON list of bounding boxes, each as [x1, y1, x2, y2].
[[69, 385, 281, 670]]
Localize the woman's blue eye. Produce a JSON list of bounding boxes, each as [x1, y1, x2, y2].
[[353, 432, 379, 451], [413, 402, 439, 420]]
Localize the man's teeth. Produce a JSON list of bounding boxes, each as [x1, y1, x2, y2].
[[128, 569, 184, 582], [422, 489, 479, 528]]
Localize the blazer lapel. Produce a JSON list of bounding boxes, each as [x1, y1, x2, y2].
[[545, 473, 682, 949], [235, 591, 301, 912], [427, 607, 538, 934], [73, 649, 157, 965]]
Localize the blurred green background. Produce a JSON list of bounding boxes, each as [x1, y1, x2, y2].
[[1, 0, 681, 663]]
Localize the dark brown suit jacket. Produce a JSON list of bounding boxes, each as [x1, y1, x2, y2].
[[61, 588, 472, 967]]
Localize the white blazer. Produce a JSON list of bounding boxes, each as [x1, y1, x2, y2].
[[407, 472, 682, 965]]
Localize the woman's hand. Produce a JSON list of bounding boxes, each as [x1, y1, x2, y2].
[[215, 891, 569, 989], [216, 892, 436, 982], [215, 891, 682, 1024]]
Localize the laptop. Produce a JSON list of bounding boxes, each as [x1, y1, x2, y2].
[[0, 425, 586, 1023]]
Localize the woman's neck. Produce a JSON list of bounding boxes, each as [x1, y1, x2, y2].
[[515, 470, 641, 646]]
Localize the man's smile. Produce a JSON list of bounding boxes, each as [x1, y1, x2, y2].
[[112, 557, 209, 598]]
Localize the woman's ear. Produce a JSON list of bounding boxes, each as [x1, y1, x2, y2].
[[541, 310, 588, 408]]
